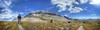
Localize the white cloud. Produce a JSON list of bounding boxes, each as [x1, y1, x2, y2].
[[74, 2, 79, 5], [90, 0, 100, 4], [4, 0, 12, 6], [64, 14, 69, 17], [0, 8, 18, 21], [80, 14, 98, 19], [51, 0, 75, 12], [79, 0, 89, 4], [90, 14, 97, 17], [89, 0, 100, 6], [0, 0, 19, 21], [51, 0, 84, 13], [69, 7, 83, 13], [0, 1, 7, 8]]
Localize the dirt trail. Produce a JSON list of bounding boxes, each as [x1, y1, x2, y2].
[[18, 24, 25, 30], [77, 25, 85, 30]]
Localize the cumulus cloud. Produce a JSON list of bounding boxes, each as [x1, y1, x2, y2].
[[89, 0, 100, 6], [69, 7, 83, 13], [4, 0, 12, 6], [51, 0, 84, 13], [51, 0, 75, 12], [79, 0, 89, 4], [0, 8, 18, 21], [0, 0, 19, 21]]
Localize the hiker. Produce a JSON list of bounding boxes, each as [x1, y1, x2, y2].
[[50, 19, 53, 23], [17, 14, 22, 24]]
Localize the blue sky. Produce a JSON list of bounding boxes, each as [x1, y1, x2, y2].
[[0, 0, 100, 21], [11, 0, 53, 16]]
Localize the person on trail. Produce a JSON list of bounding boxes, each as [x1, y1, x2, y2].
[[17, 14, 22, 24], [50, 19, 53, 23]]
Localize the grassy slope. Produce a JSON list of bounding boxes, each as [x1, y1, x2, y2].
[[0, 20, 100, 30], [21, 20, 100, 30], [0, 21, 18, 30]]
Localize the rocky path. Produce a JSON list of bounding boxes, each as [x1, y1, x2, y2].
[[18, 24, 25, 30], [77, 25, 85, 30]]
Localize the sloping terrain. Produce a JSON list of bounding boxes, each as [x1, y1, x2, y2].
[[0, 11, 100, 30], [0, 21, 18, 30], [20, 11, 100, 30]]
